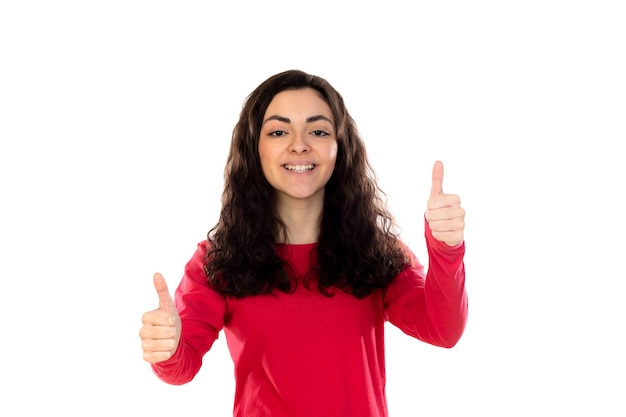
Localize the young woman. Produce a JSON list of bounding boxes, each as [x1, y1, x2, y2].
[[139, 69, 468, 417]]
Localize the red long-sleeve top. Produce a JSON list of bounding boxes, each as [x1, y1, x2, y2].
[[152, 221, 467, 417]]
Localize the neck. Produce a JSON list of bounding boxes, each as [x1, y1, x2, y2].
[[275, 196, 323, 244]]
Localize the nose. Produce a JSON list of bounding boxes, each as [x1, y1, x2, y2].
[[288, 130, 310, 154]]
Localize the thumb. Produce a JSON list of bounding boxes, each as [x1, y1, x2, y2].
[[430, 160, 444, 198], [153, 272, 175, 312]]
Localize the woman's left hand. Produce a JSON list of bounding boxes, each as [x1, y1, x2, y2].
[[426, 160, 465, 246]]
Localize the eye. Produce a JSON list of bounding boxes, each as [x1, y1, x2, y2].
[[269, 130, 287, 137], [311, 130, 330, 137]]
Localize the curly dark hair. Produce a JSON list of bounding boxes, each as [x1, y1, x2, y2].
[[205, 69, 408, 298]]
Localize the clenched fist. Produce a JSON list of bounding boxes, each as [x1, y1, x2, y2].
[[139, 273, 182, 364], [426, 160, 465, 246]]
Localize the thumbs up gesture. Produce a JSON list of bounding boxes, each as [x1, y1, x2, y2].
[[139, 273, 182, 364], [426, 161, 465, 246]]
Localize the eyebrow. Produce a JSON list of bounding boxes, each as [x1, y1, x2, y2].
[[262, 114, 334, 125]]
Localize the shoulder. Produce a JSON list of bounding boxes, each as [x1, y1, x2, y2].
[[395, 238, 421, 267], [181, 240, 211, 276]]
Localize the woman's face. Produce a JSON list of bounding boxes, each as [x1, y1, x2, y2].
[[258, 88, 338, 207]]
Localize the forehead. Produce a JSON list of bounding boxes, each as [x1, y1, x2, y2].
[[265, 88, 333, 119]]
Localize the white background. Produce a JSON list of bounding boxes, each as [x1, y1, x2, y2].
[[1, 1, 625, 416]]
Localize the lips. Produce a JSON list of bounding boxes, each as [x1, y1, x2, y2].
[[283, 164, 315, 173]]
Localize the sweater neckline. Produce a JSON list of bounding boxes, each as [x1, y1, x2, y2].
[[274, 241, 318, 258]]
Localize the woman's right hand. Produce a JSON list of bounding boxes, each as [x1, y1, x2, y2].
[[139, 273, 182, 364]]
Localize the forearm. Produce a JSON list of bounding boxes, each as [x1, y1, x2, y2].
[[423, 221, 468, 347]]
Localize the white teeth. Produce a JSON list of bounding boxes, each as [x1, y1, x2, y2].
[[284, 164, 315, 173]]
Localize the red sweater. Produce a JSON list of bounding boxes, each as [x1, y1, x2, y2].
[[152, 221, 467, 416]]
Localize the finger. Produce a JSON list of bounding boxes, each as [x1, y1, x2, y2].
[[430, 230, 464, 247], [428, 217, 466, 234], [143, 350, 176, 364], [140, 324, 179, 342], [426, 205, 465, 222], [142, 338, 179, 355], [427, 194, 461, 211], [141, 309, 177, 327], [430, 160, 444, 198], [153, 272, 175, 312]]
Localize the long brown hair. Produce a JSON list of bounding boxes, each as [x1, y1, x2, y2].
[[205, 69, 407, 298]]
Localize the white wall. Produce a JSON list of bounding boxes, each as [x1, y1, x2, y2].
[[1, 1, 624, 416]]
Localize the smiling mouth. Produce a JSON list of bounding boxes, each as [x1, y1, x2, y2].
[[283, 164, 315, 173]]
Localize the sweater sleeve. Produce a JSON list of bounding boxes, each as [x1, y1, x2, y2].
[[151, 241, 227, 385], [383, 219, 468, 348]]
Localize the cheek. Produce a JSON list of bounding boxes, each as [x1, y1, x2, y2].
[[327, 142, 339, 166], [257, 143, 273, 169], [257, 144, 283, 184]]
